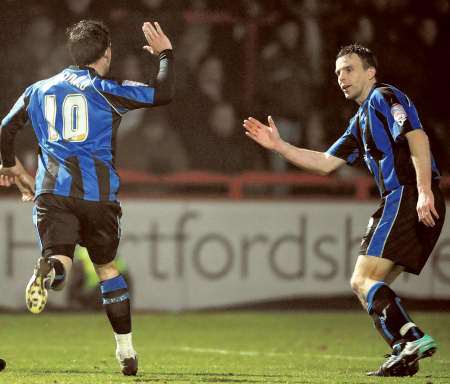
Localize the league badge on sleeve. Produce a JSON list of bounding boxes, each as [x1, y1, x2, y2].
[[122, 80, 148, 87], [391, 103, 407, 126]]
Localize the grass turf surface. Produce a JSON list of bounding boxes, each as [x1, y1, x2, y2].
[[0, 311, 449, 383]]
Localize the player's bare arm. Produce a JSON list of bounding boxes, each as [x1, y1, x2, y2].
[[406, 129, 438, 227], [0, 157, 35, 201], [243, 116, 345, 175], [142, 21, 172, 55]]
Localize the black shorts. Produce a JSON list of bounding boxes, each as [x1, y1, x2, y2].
[[360, 183, 446, 275], [33, 193, 122, 265]]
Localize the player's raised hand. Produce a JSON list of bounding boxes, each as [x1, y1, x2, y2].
[[142, 22, 172, 55], [243, 116, 283, 151]]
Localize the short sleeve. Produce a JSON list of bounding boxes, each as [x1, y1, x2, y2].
[[326, 119, 361, 166], [370, 86, 422, 142]]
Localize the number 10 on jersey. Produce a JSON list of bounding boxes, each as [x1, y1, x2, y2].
[[45, 94, 89, 142]]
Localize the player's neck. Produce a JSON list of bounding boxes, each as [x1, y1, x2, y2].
[[356, 80, 376, 105], [86, 55, 110, 76], [86, 62, 108, 77]]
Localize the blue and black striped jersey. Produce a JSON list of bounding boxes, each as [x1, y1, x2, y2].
[[0, 50, 173, 201], [326, 83, 440, 196]]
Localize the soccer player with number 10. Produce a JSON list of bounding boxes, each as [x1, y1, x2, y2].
[[0, 19, 174, 375]]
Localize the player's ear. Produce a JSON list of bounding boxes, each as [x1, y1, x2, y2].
[[368, 66, 376, 81], [103, 47, 111, 59]]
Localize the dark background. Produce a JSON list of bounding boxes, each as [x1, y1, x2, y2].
[[0, 0, 449, 177]]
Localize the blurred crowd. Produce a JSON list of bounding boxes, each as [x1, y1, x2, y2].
[[0, 0, 449, 176]]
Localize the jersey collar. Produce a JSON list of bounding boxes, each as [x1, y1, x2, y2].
[[359, 82, 380, 112], [67, 65, 100, 77]]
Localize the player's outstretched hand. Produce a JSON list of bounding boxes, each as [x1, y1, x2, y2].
[[243, 116, 283, 151], [142, 22, 172, 55]]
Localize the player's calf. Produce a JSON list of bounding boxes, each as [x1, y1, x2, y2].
[[99, 274, 137, 376]]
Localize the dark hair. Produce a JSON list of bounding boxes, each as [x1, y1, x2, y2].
[[336, 43, 377, 70], [66, 20, 111, 66]]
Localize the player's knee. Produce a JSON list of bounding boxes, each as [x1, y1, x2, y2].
[[94, 261, 119, 281]]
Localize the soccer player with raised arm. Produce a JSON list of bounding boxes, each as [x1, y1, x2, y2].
[[243, 44, 445, 377], [0, 20, 174, 376]]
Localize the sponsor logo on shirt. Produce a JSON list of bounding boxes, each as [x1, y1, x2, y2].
[[391, 103, 407, 126]]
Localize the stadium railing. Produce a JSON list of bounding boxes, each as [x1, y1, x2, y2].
[[118, 169, 450, 200], [1, 168, 447, 200]]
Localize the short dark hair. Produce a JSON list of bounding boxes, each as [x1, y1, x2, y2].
[[66, 20, 111, 66], [336, 43, 377, 70]]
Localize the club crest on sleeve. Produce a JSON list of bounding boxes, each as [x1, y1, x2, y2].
[[121, 80, 148, 87], [391, 103, 407, 126]]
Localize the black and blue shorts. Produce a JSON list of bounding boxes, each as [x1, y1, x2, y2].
[[32, 193, 122, 265], [360, 183, 445, 275]]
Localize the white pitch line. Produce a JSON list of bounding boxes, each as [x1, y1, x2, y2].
[[171, 346, 450, 365], [174, 346, 287, 357]]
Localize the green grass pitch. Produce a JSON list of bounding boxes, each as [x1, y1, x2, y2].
[[0, 311, 449, 383]]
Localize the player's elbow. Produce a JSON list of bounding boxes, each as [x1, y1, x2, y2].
[[153, 87, 175, 106], [406, 128, 428, 139], [316, 168, 331, 176], [153, 96, 172, 106], [320, 155, 344, 176], [318, 163, 337, 176]]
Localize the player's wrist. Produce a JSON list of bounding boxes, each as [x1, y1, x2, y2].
[[274, 140, 289, 156], [417, 184, 432, 194], [159, 49, 173, 57], [0, 158, 17, 168]]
